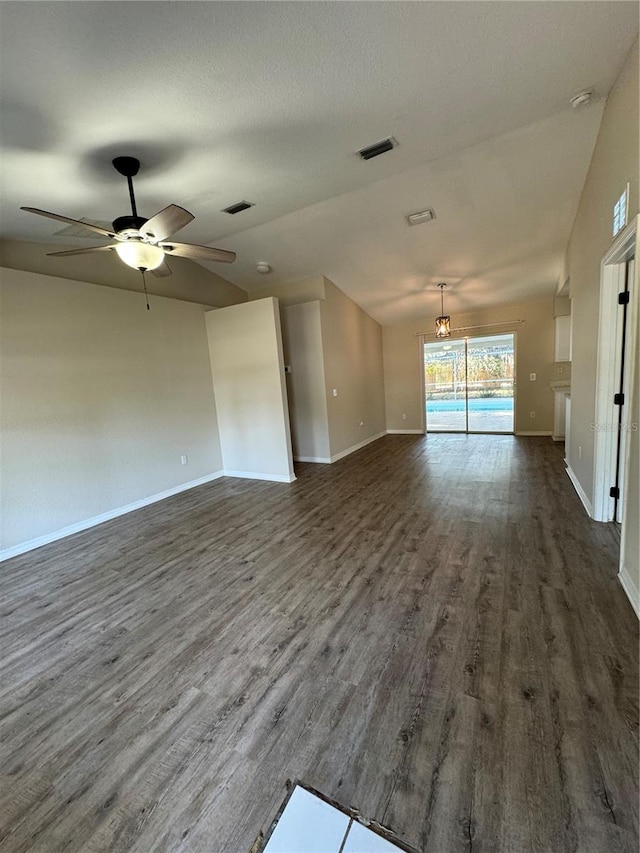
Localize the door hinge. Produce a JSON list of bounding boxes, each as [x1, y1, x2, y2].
[[610, 486, 620, 499], [613, 392, 624, 406], [618, 291, 630, 305]]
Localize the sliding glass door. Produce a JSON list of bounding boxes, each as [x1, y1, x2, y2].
[[424, 333, 515, 433]]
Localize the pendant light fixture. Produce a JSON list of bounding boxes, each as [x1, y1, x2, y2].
[[435, 283, 451, 338]]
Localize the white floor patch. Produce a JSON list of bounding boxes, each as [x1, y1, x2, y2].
[[262, 785, 406, 853]]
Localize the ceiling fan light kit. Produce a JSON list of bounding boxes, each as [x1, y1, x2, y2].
[[115, 241, 165, 272], [21, 155, 236, 284]]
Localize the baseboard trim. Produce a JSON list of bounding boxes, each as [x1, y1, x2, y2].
[[386, 429, 424, 435], [294, 456, 331, 464], [0, 471, 225, 563], [516, 430, 553, 437], [619, 565, 640, 619], [330, 431, 386, 463], [566, 465, 593, 518], [223, 469, 296, 483]]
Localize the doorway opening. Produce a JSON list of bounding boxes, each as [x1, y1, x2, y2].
[[424, 333, 515, 433]]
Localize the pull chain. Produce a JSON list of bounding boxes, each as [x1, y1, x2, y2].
[[139, 268, 150, 310]]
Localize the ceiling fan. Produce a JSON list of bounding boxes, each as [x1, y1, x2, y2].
[[21, 156, 236, 279]]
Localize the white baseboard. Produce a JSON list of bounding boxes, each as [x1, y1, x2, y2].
[[223, 469, 296, 483], [0, 471, 225, 563], [294, 455, 331, 464], [566, 465, 593, 518], [619, 565, 640, 619], [386, 429, 424, 435], [516, 430, 553, 437], [330, 431, 386, 463]]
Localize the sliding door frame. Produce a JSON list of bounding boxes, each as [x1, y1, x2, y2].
[[421, 330, 518, 435]]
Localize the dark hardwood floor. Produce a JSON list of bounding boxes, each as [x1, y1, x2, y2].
[[0, 435, 637, 852]]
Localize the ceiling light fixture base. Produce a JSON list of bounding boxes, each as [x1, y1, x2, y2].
[[112, 156, 141, 178]]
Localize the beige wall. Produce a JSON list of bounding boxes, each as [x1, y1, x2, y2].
[[281, 302, 330, 461], [320, 279, 386, 457], [1, 267, 223, 555], [248, 276, 326, 306], [565, 38, 639, 500], [253, 276, 386, 461], [0, 238, 247, 308], [205, 298, 295, 481], [383, 298, 556, 434]]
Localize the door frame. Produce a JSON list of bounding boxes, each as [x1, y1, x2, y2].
[[421, 331, 517, 435], [592, 216, 637, 522]]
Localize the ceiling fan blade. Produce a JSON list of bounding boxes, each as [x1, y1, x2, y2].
[[21, 207, 116, 239], [139, 205, 194, 243], [152, 259, 172, 278], [159, 241, 236, 264], [47, 245, 115, 258]]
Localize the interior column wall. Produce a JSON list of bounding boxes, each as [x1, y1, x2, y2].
[[205, 297, 295, 482]]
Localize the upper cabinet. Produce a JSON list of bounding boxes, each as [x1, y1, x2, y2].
[[555, 315, 572, 362]]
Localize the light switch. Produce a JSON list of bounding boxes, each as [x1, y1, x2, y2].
[[332, 388, 338, 397]]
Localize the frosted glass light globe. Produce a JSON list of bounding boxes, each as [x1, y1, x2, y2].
[[115, 241, 164, 271]]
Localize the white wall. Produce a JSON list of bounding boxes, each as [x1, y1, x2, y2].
[[1, 268, 223, 556], [565, 38, 639, 501], [205, 298, 295, 482], [281, 302, 330, 462], [562, 38, 638, 615]]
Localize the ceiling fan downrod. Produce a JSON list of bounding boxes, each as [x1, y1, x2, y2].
[[111, 156, 145, 232]]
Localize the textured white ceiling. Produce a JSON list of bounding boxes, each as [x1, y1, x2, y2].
[[1, 1, 637, 324]]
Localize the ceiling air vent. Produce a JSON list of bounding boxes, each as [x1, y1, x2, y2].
[[357, 137, 397, 161], [222, 200, 254, 215], [407, 209, 436, 226]]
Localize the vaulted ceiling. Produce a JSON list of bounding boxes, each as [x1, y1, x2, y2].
[[1, 1, 637, 324]]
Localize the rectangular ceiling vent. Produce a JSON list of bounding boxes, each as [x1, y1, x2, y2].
[[407, 209, 436, 226], [357, 136, 397, 161], [222, 200, 254, 215]]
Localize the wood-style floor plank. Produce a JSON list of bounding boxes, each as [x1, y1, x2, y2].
[[0, 435, 637, 852]]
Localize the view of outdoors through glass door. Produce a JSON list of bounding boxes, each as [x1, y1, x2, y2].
[[424, 333, 515, 433]]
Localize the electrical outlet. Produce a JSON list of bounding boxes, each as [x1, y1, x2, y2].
[[181, 455, 188, 465], [402, 413, 407, 420], [556, 365, 563, 374], [529, 411, 536, 419], [530, 373, 536, 381], [578, 446, 582, 459], [359, 420, 364, 428]]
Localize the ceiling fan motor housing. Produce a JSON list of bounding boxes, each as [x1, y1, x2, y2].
[[112, 215, 147, 235]]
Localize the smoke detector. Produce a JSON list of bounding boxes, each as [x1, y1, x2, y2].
[[570, 90, 593, 109], [256, 262, 271, 274]]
